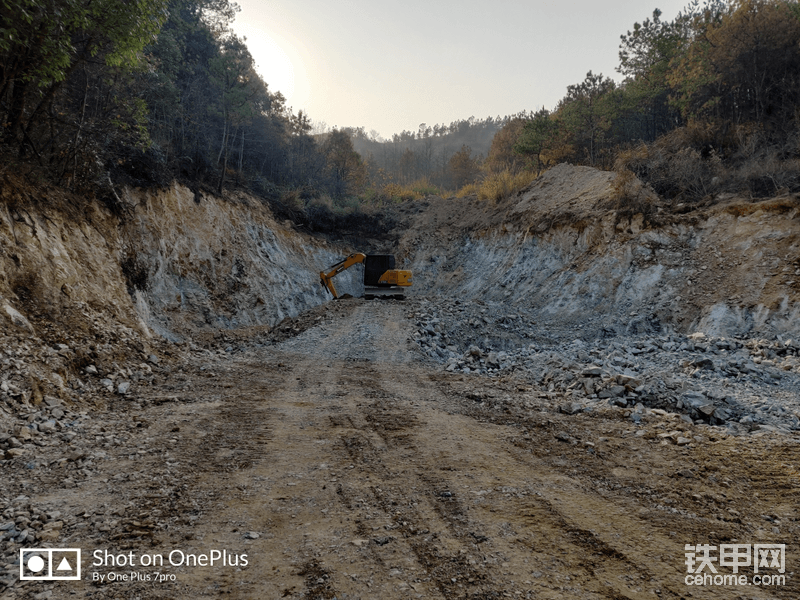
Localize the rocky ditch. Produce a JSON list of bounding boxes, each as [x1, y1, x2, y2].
[[408, 296, 800, 436]]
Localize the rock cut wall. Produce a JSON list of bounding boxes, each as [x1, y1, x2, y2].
[[397, 164, 800, 340], [0, 180, 359, 343], [120, 184, 359, 340]]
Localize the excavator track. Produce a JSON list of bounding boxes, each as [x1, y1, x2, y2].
[[364, 286, 406, 300]]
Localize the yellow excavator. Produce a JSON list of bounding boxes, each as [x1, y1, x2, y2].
[[319, 253, 412, 300]]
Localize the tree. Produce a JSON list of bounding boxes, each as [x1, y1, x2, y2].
[[486, 117, 530, 174], [0, 0, 169, 149], [209, 35, 265, 192], [399, 147, 417, 183], [557, 72, 616, 166], [669, 0, 800, 135], [322, 129, 367, 198], [617, 8, 689, 139], [448, 145, 480, 189], [514, 109, 559, 172]]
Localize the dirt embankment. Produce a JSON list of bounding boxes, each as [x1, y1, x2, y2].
[[2, 163, 798, 359], [0, 177, 362, 346]]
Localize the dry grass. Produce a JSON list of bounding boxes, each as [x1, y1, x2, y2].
[[456, 170, 538, 202], [724, 197, 800, 217], [361, 178, 445, 205]]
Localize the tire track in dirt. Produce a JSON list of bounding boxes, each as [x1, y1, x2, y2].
[[362, 343, 785, 600], [282, 305, 670, 598]]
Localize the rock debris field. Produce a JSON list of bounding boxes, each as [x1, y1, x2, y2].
[[408, 297, 800, 435]]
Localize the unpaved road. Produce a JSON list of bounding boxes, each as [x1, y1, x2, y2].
[[8, 300, 799, 599]]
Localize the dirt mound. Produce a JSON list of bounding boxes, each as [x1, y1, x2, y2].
[[512, 162, 616, 220]]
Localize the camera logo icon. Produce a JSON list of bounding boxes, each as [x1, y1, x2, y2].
[[20, 548, 81, 581]]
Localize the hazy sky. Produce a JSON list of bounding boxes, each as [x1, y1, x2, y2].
[[232, 0, 689, 139]]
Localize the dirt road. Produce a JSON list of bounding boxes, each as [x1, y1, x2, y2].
[[8, 299, 799, 599]]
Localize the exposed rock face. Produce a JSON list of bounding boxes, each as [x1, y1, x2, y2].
[[0, 181, 360, 342], [0, 190, 144, 336], [398, 163, 800, 340], [120, 184, 360, 340]]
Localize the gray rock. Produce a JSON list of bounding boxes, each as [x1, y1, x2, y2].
[[616, 374, 642, 387], [554, 431, 574, 443], [691, 358, 715, 370], [2, 302, 34, 333], [598, 385, 626, 399], [582, 365, 603, 376], [38, 420, 57, 433], [85, 365, 98, 375], [713, 407, 731, 421], [43, 395, 61, 407], [117, 381, 131, 394], [681, 391, 707, 408], [698, 403, 716, 417], [558, 402, 582, 415]]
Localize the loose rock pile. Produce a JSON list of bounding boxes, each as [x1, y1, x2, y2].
[[408, 297, 800, 435]]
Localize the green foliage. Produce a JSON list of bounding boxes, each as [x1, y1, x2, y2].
[[0, 0, 340, 200], [321, 129, 367, 198], [669, 0, 800, 133], [0, 0, 169, 147], [514, 108, 559, 171], [558, 72, 617, 167], [486, 118, 530, 173], [5, 0, 800, 214], [505, 0, 800, 202], [346, 116, 508, 192]]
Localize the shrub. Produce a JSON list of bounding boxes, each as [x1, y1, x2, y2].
[[610, 163, 658, 220], [455, 182, 480, 198], [410, 178, 442, 197], [730, 148, 800, 198], [382, 183, 419, 202], [614, 129, 723, 202]]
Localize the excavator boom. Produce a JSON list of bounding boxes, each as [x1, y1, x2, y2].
[[319, 253, 366, 299]]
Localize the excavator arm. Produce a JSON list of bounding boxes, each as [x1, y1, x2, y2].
[[319, 252, 366, 298]]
